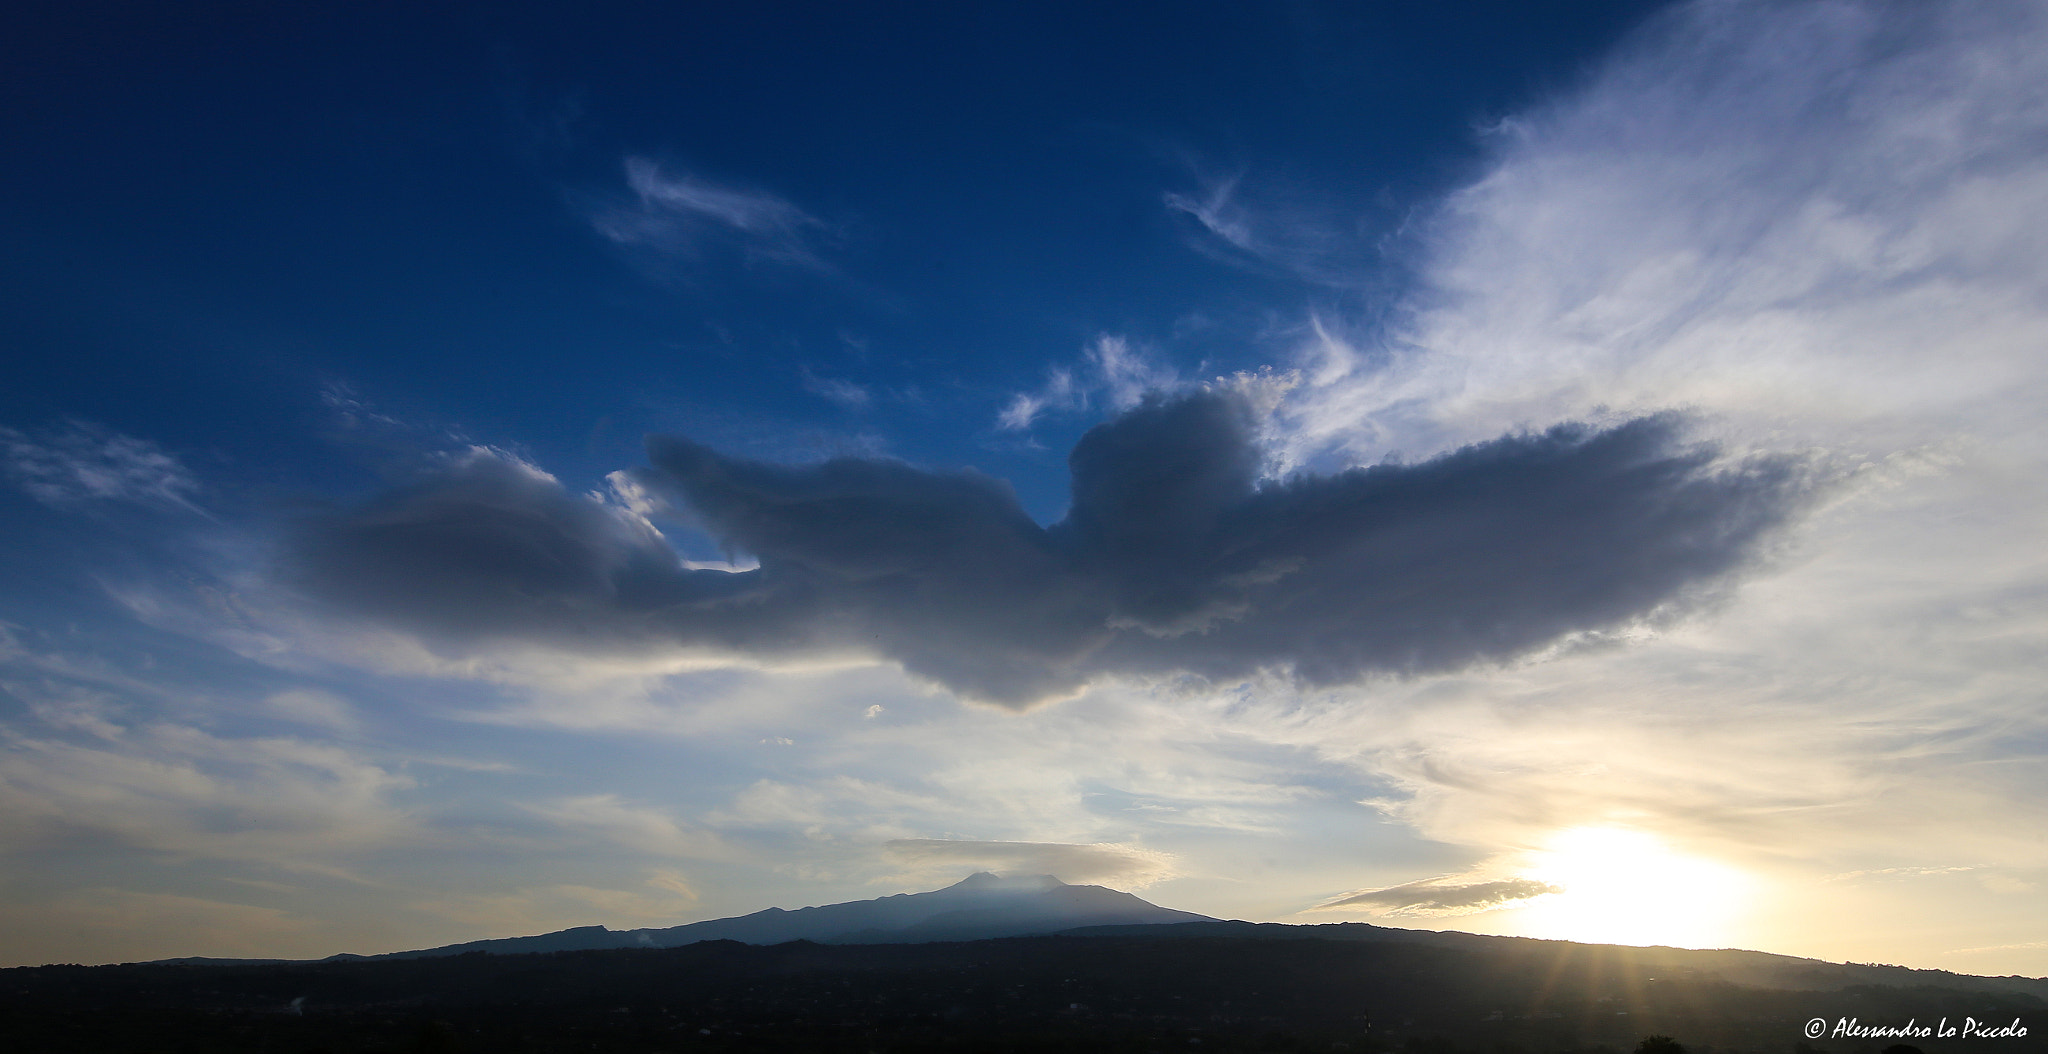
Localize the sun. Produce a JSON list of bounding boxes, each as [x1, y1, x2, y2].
[[1509, 826, 1751, 948]]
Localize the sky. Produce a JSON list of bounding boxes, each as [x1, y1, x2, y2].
[[3, 0, 2046, 974]]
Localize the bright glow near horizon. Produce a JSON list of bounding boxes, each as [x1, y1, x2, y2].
[[1510, 827, 1752, 949]]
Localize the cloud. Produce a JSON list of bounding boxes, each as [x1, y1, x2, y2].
[[0, 421, 203, 512], [1315, 877, 1561, 915], [1277, 0, 2048, 469], [264, 689, 359, 733], [1163, 171, 1381, 287], [996, 335, 1177, 431], [0, 705, 417, 870], [801, 368, 872, 409], [283, 391, 1812, 706], [28, 0, 2037, 973], [1113, 2, 2048, 968], [884, 838, 1178, 889], [525, 794, 729, 860], [1164, 175, 1257, 256], [590, 156, 829, 270], [282, 445, 765, 651], [1218, 0, 2048, 871]]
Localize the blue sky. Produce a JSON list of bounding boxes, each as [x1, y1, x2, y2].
[[5, 0, 2048, 973]]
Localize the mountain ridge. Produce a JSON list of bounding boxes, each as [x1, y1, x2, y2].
[[1058, 919, 2048, 1002], [136, 873, 2048, 1005], [340, 872, 1214, 961]]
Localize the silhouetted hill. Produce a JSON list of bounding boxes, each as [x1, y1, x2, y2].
[[357, 872, 1213, 960], [9, 931, 2043, 1054], [1065, 920, 2048, 1003]]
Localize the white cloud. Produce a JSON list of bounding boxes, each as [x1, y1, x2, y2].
[[0, 421, 204, 513], [1164, 175, 1257, 255], [591, 156, 830, 270], [996, 335, 1178, 431], [1278, 0, 2048, 469], [1163, 169, 1379, 287], [800, 368, 872, 409]]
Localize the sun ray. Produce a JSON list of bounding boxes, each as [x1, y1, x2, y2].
[[1510, 827, 1752, 949]]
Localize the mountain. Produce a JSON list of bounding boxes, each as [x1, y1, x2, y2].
[[153, 876, 2048, 1009], [359, 872, 1215, 960]]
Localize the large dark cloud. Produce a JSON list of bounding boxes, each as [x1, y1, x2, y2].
[[284, 450, 769, 652], [285, 393, 1811, 705]]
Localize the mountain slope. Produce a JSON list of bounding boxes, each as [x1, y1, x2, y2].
[[1062, 919, 2048, 1002], [364, 873, 1213, 960]]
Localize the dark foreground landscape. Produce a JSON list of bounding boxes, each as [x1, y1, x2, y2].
[[7, 925, 2043, 1054]]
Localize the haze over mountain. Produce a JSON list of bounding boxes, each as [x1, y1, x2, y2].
[[342, 873, 1214, 961]]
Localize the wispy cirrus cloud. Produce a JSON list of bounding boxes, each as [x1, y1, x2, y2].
[[590, 157, 831, 271], [800, 367, 872, 409], [0, 421, 204, 514], [1277, 0, 2048, 469], [1164, 171, 1381, 288], [0, 690, 418, 870], [1164, 174, 1258, 256]]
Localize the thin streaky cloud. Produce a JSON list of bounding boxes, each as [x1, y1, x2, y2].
[[590, 156, 830, 269], [0, 421, 205, 514], [1164, 175, 1257, 255], [620, 157, 813, 236], [1163, 169, 1384, 288], [1313, 877, 1562, 915], [800, 368, 873, 409]]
